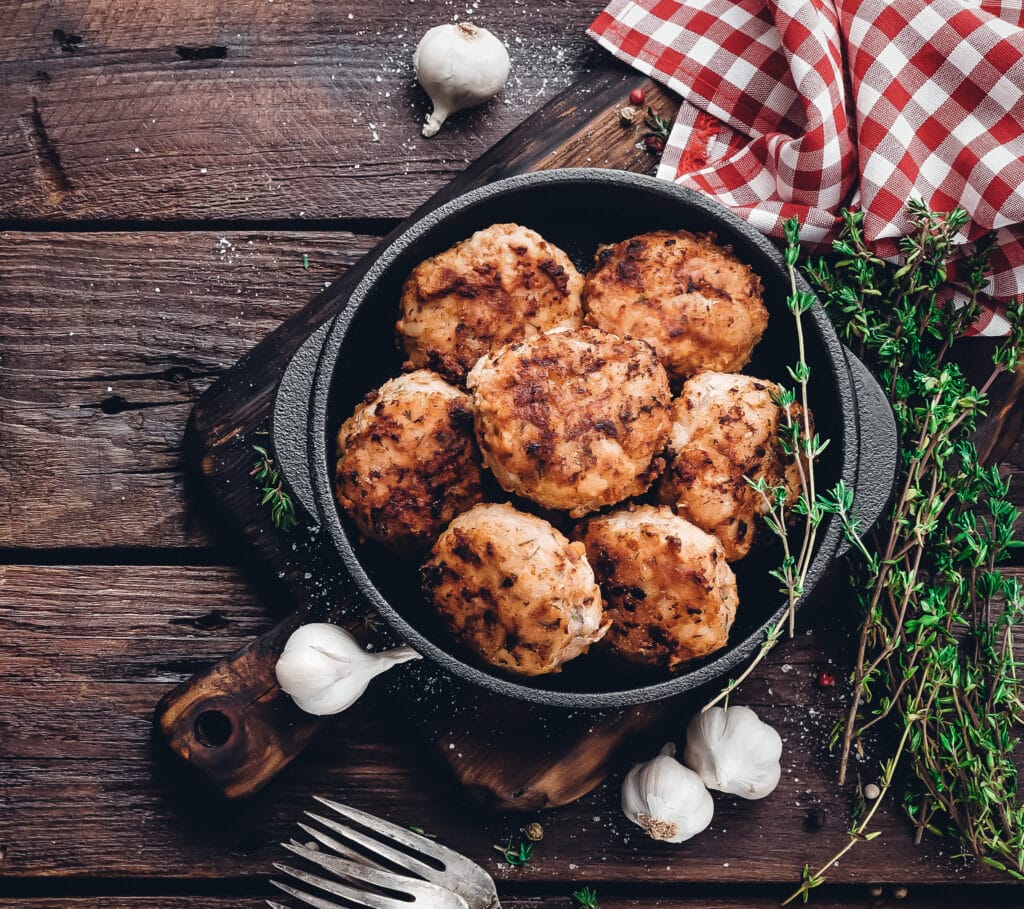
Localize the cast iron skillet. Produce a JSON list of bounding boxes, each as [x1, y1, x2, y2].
[[272, 169, 897, 709]]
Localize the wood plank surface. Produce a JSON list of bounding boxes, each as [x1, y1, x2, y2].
[[2, 563, 1020, 888], [0, 1, 600, 222], [0, 229, 375, 549]]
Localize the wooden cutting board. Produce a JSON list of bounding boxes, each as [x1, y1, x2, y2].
[[153, 64, 695, 808]]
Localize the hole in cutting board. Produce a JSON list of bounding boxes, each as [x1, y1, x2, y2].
[[194, 709, 233, 747]]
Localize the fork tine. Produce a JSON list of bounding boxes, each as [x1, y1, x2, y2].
[[271, 877, 346, 909], [273, 863, 407, 909], [313, 796, 460, 865], [266, 901, 291, 909], [296, 821, 389, 871], [304, 812, 439, 882], [282, 842, 419, 894]]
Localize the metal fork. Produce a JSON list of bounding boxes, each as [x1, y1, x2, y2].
[[270, 796, 501, 909]]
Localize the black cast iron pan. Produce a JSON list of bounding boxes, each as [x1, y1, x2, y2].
[[273, 169, 898, 709]]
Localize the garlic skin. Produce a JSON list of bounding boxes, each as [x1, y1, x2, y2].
[[684, 706, 782, 800], [414, 22, 510, 137], [275, 623, 420, 716], [621, 743, 714, 843]]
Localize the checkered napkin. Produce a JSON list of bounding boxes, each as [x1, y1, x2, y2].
[[589, 0, 1024, 335]]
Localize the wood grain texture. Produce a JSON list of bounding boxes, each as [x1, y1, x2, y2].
[[2, 564, 1021, 887], [0, 229, 375, 548], [0, 0, 603, 221]]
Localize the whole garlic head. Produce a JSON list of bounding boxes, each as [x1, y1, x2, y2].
[[414, 22, 511, 137], [621, 743, 714, 843], [684, 705, 782, 800], [275, 623, 420, 716]]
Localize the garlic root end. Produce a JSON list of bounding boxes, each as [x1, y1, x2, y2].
[[422, 112, 446, 138]]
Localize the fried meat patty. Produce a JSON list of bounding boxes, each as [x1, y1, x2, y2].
[[657, 371, 806, 561], [396, 223, 584, 384], [422, 503, 607, 676], [467, 327, 672, 517], [583, 230, 768, 381], [334, 370, 486, 553], [577, 505, 738, 670]]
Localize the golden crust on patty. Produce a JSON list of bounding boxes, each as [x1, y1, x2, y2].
[[577, 505, 738, 670], [422, 503, 608, 676], [334, 370, 486, 554], [583, 230, 768, 381], [396, 223, 584, 384], [656, 371, 806, 561], [467, 327, 672, 518]]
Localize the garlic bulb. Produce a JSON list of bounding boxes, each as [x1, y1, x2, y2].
[[621, 743, 714, 843], [275, 623, 420, 716], [414, 22, 510, 137], [683, 706, 782, 800]]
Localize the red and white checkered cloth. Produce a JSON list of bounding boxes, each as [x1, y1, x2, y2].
[[589, 0, 1024, 335]]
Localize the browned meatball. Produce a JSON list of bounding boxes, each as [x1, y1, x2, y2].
[[334, 370, 486, 553], [396, 223, 584, 384], [657, 371, 806, 561], [577, 505, 738, 671], [422, 503, 607, 676], [583, 230, 768, 381], [467, 327, 672, 517]]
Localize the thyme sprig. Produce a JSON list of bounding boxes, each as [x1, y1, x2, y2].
[[784, 201, 1024, 902], [251, 443, 297, 531], [705, 218, 831, 711]]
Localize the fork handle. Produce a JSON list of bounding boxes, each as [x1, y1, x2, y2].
[[154, 611, 328, 798]]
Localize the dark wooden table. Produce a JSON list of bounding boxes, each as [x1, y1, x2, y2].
[[2, 3, 1023, 908]]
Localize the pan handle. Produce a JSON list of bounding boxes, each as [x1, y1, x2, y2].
[[270, 321, 333, 528], [840, 347, 899, 557]]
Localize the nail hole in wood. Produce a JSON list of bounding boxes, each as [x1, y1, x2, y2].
[[194, 709, 233, 748], [99, 395, 130, 414]]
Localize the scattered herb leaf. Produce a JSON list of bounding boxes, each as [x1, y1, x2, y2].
[[493, 836, 533, 868], [572, 886, 600, 909], [643, 106, 671, 139], [251, 443, 297, 531]]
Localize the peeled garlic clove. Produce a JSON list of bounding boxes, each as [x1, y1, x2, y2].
[[621, 743, 714, 843], [683, 705, 782, 800], [275, 622, 420, 716], [413, 22, 510, 137]]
